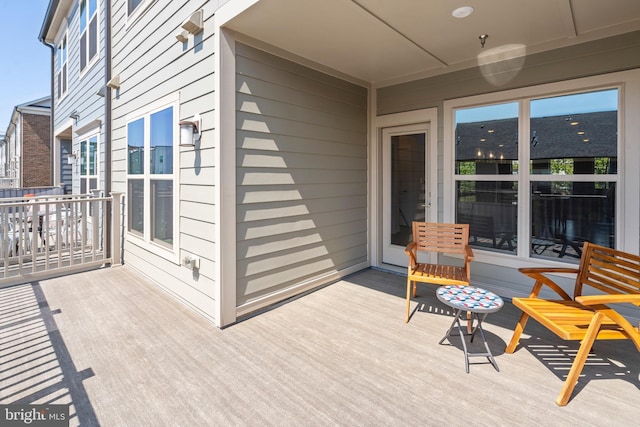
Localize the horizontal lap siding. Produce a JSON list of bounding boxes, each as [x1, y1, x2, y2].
[[111, 0, 217, 320], [236, 44, 368, 307]]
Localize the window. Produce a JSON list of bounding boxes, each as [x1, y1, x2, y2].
[[128, 0, 143, 15], [450, 88, 618, 262], [79, 135, 99, 193], [56, 33, 67, 100], [126, 101, 177, 254], [80, 0, 98, 73]]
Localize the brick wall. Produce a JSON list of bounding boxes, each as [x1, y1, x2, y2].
[[22, 113, 51, 187]]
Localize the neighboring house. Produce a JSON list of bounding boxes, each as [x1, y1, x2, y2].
[[0, 97, 52, 189], [39, 0, 107, 196], [40, 1, 640, 327]]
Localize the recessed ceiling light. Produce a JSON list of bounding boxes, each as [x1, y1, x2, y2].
[[570, 121, 579, 126], [452, 6, 474, 18]]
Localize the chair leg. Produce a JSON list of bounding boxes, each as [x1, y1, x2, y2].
[[556, 312, 603, 406], [405, 278, 413, 323], [505, 311, 530, 353]]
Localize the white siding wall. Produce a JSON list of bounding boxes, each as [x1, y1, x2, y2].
[[53, 1, 107, 193], [235, 44, 368, 308], [111, 0, 217, 321]]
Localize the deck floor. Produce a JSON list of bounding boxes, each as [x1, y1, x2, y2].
[[1, 266, 639, 426]]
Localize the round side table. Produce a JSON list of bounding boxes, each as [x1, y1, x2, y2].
[[436, 285, 504, 373]]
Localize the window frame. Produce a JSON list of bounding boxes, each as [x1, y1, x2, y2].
[[56, 31, 68, 102], [77, 132, 100, 194], [443, 72, 635, 268], [79, 0, 100, 76], [125, 0, 156, 28], [125, 93, 180, 263]]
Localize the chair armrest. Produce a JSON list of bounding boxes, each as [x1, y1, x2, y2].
[[405, 242, 417, 268], [464, 245, 474, 261], [517, 267, 579, 300], [575, 294, 640, 351], [576, 294, 640, 306]]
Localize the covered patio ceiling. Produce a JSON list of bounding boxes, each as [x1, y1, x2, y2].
[[225, 0, 640, 87]]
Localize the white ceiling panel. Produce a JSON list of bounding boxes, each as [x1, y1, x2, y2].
[[225, 0, 640, 86]]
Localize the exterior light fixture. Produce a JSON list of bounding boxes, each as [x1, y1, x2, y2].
[[181, 10, 203, 34], [479, 34, 489, 48], [107, 75, 121, 89], [452, 6, 474, 18], [180, 114, 201, 147], [67, 153, 77, 165], [570, 121, 579, 126], [176, 30, 189, 42]]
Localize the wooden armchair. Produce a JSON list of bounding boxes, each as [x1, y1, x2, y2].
[[505, 242, 640, 405], [405, 222, 474, 322]]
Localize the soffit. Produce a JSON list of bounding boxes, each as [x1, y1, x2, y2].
[[224, 0, 640, 87]]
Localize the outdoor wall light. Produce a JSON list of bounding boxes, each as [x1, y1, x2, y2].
[[106, 75, 120, 89], [175, 30, 189, 42], [181, 10, 203, 34], [67, 153, 77, 165], [179, 114, 201, 147]]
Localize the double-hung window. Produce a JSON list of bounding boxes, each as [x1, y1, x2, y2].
[[56, 33, 67, 100], [80, 0, 98, 73], [448, 84, 619, 263], [126, 98, 178, 257]]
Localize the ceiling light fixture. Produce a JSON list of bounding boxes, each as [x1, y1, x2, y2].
[[452, 6, 474, 18], [479, 34, 489, 48]]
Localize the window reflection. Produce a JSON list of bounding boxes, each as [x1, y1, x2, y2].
[[390, 133, 424, 246], [151, 180, 173, 246], [455, 102, 519, 175], [456, 181, 518, 253], [128, 118, 144, 174], [530, 90, 617, 175], [531, 181, 615, 259], [150, 107, 173, 175]]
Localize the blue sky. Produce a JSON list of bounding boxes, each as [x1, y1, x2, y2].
[[0, 0, 51, 133], [456, 89, 618, 123]]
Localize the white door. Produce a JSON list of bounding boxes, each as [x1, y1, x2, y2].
[[382, 124, 432, 266]]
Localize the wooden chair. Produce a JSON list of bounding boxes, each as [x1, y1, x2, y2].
[[505, 242, 640, 406], [405, 222, 474, 322]]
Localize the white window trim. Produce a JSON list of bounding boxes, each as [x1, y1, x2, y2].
[[79, 0, 100, 78], [125, 0, 157, 30], [76, 130, 100, 193], [56, 29, 69, 103], [125, 92, 180, 264], [444, 70, 640, 269]]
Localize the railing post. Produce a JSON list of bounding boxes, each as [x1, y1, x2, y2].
[[110, 192, 122, 266]]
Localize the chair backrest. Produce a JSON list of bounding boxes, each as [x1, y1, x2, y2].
[[576, 242, 640, 305], [412, 222, 470, 255]]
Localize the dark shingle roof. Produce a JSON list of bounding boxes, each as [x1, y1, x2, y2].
[[455, 111, 617, 161]]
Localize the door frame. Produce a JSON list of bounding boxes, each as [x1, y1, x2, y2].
[[372, 108, 438, 269]]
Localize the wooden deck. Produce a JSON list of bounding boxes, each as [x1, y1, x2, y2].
[[1, 266, 639, 426]]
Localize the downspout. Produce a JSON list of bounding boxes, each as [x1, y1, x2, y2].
[[104, 0, 113, 261], [38, 0, 57, 188]]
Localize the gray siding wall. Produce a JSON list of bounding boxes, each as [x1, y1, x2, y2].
[[377, 31, 640, 296], [53, 1, 107, 193], [111, 0, 217, 321], [235, 44, 368, 307]]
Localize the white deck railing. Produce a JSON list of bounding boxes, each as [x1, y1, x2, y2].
[[0, 192, 122, 287]]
